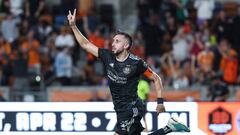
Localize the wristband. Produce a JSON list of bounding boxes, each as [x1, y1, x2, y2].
[[157, 98, 164, 104]]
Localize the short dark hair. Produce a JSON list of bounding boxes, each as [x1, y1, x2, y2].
[[116, 30, 133, 50]]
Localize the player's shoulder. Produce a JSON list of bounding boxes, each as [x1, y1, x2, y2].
[[129, 53, 141, 61], [128, 53, 148, 67], [129, 53, 149, 72], [99, 48, 114, 57]]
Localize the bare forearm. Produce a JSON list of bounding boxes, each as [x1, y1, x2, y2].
[[144, 69, 163, 98], [70, 25, 90, 49], [68, 9, 98, 57], [144, 68, 165, 113], [70, 24, 98, 57], [153, 73, 163, 98]]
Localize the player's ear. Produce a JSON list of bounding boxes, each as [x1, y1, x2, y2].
[[124, 43, 130, 50], [125, 43, 132, 50]]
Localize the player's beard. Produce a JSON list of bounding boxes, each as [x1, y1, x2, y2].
[[113, 49, 124, 56]]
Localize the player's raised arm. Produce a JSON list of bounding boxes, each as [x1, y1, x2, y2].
[[67, 9, 99, 57], [144, 68, 165, 115]]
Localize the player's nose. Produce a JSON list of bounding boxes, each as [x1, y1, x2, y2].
[[112, 43, 115, 48]]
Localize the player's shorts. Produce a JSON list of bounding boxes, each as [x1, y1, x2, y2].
[[115, 99, 145, 135]]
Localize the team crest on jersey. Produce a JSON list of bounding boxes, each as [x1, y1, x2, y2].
[[123, 66, 131, 75]]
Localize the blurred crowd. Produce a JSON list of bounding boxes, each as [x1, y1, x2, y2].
[[0, 0, 239, 101]]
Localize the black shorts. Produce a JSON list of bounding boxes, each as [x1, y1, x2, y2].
[[115, 100, 145, 135]]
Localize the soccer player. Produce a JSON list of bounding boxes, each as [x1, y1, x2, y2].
[[68, 9, 190, 135]]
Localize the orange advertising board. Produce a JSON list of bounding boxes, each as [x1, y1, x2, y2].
[[198, 102, 240, 135]]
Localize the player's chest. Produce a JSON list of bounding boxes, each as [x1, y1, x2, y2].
[[107, 61, 137, 78]]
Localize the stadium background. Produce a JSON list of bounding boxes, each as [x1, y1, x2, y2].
[[0, 0, 240, 134]]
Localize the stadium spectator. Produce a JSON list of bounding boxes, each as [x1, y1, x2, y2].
[[40, 51, 53, 85], [172, 27, 189, 62], [211, 39, 225, 73], [196, 42, 215, 85], [140, 13, 164, 57], [45, 31, 58, 58], [1, 13, 20, 43], [82, 16, 107, 62], [132, 30, 146, 59], [167, 54, 189, 89], [54, 47, 73, 85], [194, 0, 215, 26], [78, 0, 95, 17], [171, 0, 189, 23], [172, 70, 189, 89], [219, 40, 238, 85], [146, 56, 161, 75], [212, 10, 231, 42], [8, 0, 24, 17], [0, 0, 11, 14], [0, 36, 11, 85], [207, 75, 229, 102], [181, 58, 195, 85], [18, 18, 31, 35], [24, 0, 45, 25], [197, 43, 214, 74], [36, 19, 53, 44], [190, 32, 204, 57], [21, 30, 41, 75], [136, 0, 150, 25], [160, 53, 180, 86], [55, 26, 75, 48], [11, 50, 29, 101], [165, 16, 178, 40]]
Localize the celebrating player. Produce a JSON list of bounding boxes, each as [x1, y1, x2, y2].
[[68, 9, 190, 135]]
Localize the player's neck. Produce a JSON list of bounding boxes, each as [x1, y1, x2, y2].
[[116, 51, 129, 62]]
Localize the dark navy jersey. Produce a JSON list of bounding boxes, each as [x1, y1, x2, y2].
[[98, 48, 148, 111]]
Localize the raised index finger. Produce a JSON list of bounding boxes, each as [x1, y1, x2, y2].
[[68, 10, 72, 16]]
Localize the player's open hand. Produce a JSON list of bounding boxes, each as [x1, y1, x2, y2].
[[156, 104, 166, 115], [68, 9, 76, 26]]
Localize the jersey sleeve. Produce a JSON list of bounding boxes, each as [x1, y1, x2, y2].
[[98, 48, 112, 64], [137, 59, 149, 74]]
